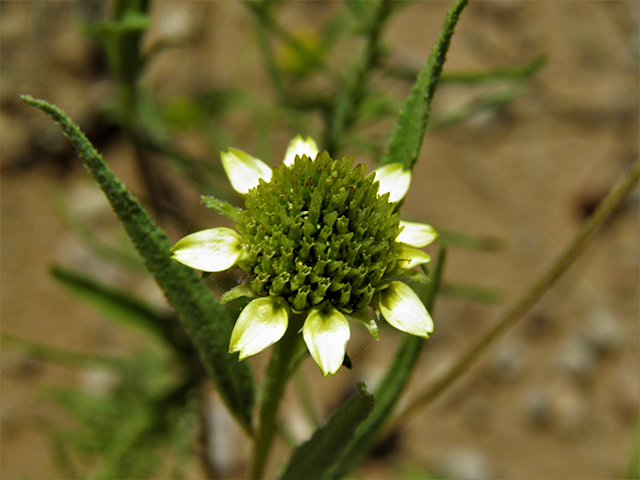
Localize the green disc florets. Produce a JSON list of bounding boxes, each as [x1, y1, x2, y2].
[[235, 152, 401, 314]]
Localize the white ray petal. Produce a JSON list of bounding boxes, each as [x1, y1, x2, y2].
[[379, 281, 433, 338], [373, 163, 411, 203], [303, 305, 350, 377], [397, 221, 438, 248], [229, 297, 289, 360], [221, 148, 272, 194], [396, 245, 431, 271], [283, 135, 319, 166], [171, 227, 243, 272]]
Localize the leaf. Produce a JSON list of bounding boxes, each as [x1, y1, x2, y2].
[[201, 195, 243, 222], [52, 187, 147, 274], [22, 95, 255, 434], [440, 54, 547, 85], [276, 382, 375, 480], [427, 84, 527, 131], [437, 227, 505, 251], [50, 266, 193, 355], [440, 282, 502, 304], [323, 248, 446, 480], [2, 332, 129, 371], [381, 0, 469, 170], [626, 421, 640, 479]]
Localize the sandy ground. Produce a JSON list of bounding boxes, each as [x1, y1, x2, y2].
[[2, 1, 638, 479]]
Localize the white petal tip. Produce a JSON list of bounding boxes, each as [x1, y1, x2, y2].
[[229, 297, 290, 359], [379, 281, 434, 337], [171, 227, 242, 272], [283, 135, 320, 166], [221, 148, 272, 194], [397, 221, 438, 248], [373, 163, 412, 203], [303, 305, 350, 376]]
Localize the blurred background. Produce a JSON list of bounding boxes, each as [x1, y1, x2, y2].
[[1, 1, 638, 479]]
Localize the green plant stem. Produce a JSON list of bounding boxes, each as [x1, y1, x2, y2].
[[322, 249, 446, 480], [324, 0, 394, 155], [384, 54, 547, 85], [244, 1, 331, 77], [251, 315, 305, 480], [390, 159, 640, 429], [381, 0, 469, 170]]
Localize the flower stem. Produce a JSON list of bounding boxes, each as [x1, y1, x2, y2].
[[251, 315, 305, 479], [390, 159, 640, 428]]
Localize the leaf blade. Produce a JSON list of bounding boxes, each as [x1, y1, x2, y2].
[[323, 248, 446, 480], [276, 382, 375, 480], [22, 95, 255, 433], [381, 0, 469, 170], [50, 265, 195, 354]]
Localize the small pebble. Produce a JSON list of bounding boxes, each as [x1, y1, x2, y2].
[[583, 307, 624, 355], [523, 390, 554, 429], [554, 388, 589, 439], [465, 396, 491, 430], [557, 336, 596, 383], [491, 341, 526, 382], [155, 5, 199, 44], [438, 448, 494, 480]]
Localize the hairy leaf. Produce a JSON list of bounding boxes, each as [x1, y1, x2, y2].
[[277, 383, 375, 480], [323, 248, 446, 479], [22, 95, 255, 433], [382, 0, 469, 170]]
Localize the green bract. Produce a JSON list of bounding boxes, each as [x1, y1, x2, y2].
[[171, 135, 436, 376]]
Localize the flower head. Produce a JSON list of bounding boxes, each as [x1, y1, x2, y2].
[[171, 135, 437, 376]]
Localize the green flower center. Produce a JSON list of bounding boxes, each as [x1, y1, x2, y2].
[[236, 152, 401, 314]]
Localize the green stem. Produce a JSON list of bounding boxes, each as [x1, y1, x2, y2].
[[384, 54, 547, 85], [251, 315, 305, 480], [324, 0, 394, 156], [391, 159, 640, 428], [244, 1, 331, 78], [322, 249, 446, 480]]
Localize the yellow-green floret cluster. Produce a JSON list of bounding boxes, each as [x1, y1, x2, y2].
[[236, 152, 401, 314]]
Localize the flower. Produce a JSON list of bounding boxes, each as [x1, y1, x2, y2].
[[171, 135, 437, 376]]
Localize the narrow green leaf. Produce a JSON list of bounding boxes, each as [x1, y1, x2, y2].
[[385, 54, 547, 85], [277, 382, 375, 480], [381, 0, 469, 170], [201, 195, 243, 222], [428, 84, 526, 131], [92, 406, 158, 480], [626, 421, 640, 479], [50, 265, 194, 354], [437, 227, 505, 251], [3, 332, 129, 370], [21, 95, 255, 433], [52, 188, 147, 274], [323, 248, 446, 480], [440, 54, 547, 85], [440, 282, 502, 304]]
